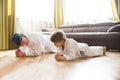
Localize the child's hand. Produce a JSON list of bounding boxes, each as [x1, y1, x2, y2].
[[55, 54, 66, 61]]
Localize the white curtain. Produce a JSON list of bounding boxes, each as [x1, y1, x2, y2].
[[64, 0, 113, 24], [16, 0, 54, 33]]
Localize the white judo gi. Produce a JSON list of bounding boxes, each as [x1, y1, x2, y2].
[[19, 32, 57, 56], [57, 38, 103, 60]]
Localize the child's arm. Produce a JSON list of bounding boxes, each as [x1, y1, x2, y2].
[[55, 54, 75, 61], [62, 39, 78, 60]]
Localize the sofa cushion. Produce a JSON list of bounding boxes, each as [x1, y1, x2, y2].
[[59, 28, 73, 33], [107, 24, 120, 32], [74, 24, 93, 28], [59, 25, 74, 33], [73, 26, 110, 32], [59, 25, 74, 29], [94, 22, 120, 27]]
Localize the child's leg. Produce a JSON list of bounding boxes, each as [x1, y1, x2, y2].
[[78, 43, 106, 58], [78, 43, 91, 57], [85, 46, 106, 57]]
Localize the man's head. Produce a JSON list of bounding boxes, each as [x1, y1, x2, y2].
[[12, 33, 28, 46], [50, 30, 66, 47]]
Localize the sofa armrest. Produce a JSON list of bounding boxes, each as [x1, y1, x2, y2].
[[41, 28, 57, 32], [107, 24, 120, 32]]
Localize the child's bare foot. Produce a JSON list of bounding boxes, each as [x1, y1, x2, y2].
[[103, 46, 106, 56]]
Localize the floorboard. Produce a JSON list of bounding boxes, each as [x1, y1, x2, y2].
[[0, 50, 120, 80]]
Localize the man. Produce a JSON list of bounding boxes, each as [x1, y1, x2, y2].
[[12, 32, 57, 57]]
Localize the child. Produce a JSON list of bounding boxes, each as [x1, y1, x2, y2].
[[50, 30, 106, 61]]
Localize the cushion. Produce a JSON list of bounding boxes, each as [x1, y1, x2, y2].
[[73, 27, 110, 32], [107, 24, 120, 32], [59, 28, 73, 33]]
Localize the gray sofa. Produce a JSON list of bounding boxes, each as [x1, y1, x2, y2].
[[58, 22, 120, 51]]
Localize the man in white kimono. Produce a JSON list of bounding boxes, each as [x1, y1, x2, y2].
[[12, 32, 57, 57], [50, 30, 106, 61]]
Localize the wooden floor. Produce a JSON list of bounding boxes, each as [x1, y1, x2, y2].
[[0, 50, 120, 80]]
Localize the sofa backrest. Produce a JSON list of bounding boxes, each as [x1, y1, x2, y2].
[[73, 26, 111, 32], [59, 22, 120, 33], [59, 25, 74, 33]]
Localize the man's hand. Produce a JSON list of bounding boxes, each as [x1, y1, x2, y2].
[[55, 54, 66, 61], [15, 49, 26, 57]]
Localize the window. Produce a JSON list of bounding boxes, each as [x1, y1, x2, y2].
[[16, 0, 114, 30], [16, 0, 54, 32], [64, 0, 113, 24]]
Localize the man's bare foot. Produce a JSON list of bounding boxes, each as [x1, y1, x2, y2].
[[103, 46, 106, 56]]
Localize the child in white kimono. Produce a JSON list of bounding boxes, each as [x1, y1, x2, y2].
[[50, 30, 106, 61], [12, 32, 57, 57]]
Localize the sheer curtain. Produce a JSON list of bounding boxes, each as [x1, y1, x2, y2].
[[64, 0, 113, 24], [16, 0, 54, 33], [111, 0, 120, 21]]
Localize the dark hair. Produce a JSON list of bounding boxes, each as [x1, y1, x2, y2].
[[50, 30, 66, 42], [12, 33, 23, 46]]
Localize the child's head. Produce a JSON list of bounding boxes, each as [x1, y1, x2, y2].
[[50, 30, 66, 47], [12, 33, 28, 46]]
